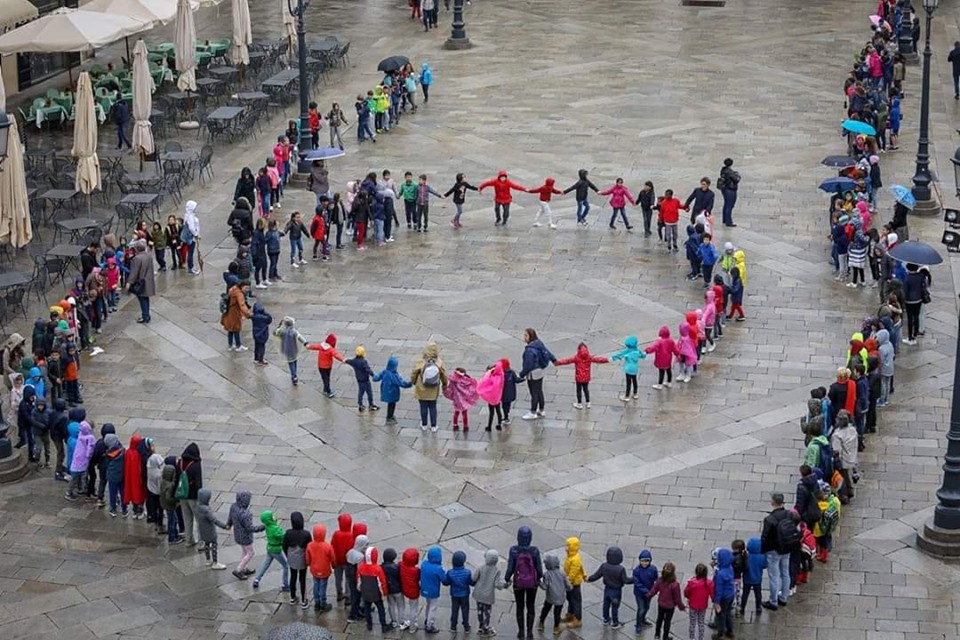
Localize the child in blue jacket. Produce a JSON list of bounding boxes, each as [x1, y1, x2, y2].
[[420, 546, 445, 633], [345, 346, 378, 412], [443, 550, 472, 632], [611, 336, 646, 401], [740, 537, 766, 617], [632, 549, 658, 633], [373, 356, 412, 424], [713, 548, 736, 638], [250, 302, 272, 366], [699, 232, 720, 288], [684, 225, 702, 280]]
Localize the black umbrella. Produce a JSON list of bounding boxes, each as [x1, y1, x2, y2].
[[888, 241, 943, 266], [265, 623, 335, 640], [821, 155, 858, 168], [377, 55, 410, 73]]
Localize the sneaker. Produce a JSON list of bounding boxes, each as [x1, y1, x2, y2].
[[652, 384, 663, 390], [170, 537, 185, 545], [611, 622, 624, 629], [707, 344, 716, 352], [521, 412, 538, 420], [420, 424, 427, 432], [536, 410, 544, 417], [264, 280, 272, 286], [300, 259, 309, 265], [108, 509, 117, 517], [291, 263, 300, 269], [359, 406, 365, 412], [252, 580, 260, 588], [236, 345, 249, 352], [789, 587, 797, 596], [549, 223, 558, 229], [64, 494, 77, 501], [301, 599, 310, 609], [226, 346, 234, 352], [572, 402, 583, 409], [256, 283, 267, 289], [244, 568, 256, 575], [532, 222, 542, 227], [761, 601, 778, 611], [502, 418, 511, 425], [211, 563, 227, 570], [232, 570, 247, 580], [619, 395, 630, 402], [370, 405, 380, 411], [664, 382, 673, 388], [431, 426, 438, 433], [585, 402, 591, 408]]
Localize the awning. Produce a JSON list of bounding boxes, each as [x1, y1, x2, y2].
[[0, 0, 38, 33]]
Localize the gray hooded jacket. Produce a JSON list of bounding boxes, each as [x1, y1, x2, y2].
[[471, 549, 506, 605], [196, 488, 228, 543], [876, 329, 895, 376], [541, 554, 572, 605], [227, 491, 264, 546]]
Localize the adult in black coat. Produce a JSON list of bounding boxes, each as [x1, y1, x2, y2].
[[179, 442, 203, 545], [794, 465, 821, 528], [227, 198, 254, 244]]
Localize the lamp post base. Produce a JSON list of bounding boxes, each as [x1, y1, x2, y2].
[[0, 443, 30, 484], [444, 36, 473, 50], [917, 520, 960, 562], [911, 195, 941, 217]]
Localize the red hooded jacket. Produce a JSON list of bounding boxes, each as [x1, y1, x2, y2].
[[331, 513, 354, 565], [400, 547, 421, 599], [685, 311, 700, 345], [555, 343, 609, 383], [306, 524, 336, 578], [658, 197, 683, 224], [478, 171, 527, 205], [123, 434, 146, 506], [527, 178, 562, 203], [308, 334, 345, 370], [310, 213, 326, 241]]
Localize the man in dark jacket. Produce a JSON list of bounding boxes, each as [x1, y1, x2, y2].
[[717, 158, 741, 227], [115, 98, 132, 150], [49, 398, 69, 480], [949, 41, 960, 99], [179, 442, 203, 546], [759, 493, 793, 611], [80, 242, 100, 279], [126, 240, 156, 324], [683, 178, 715, 224]]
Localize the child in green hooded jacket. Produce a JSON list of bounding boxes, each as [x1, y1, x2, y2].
[[253, 510, 290, 591], [611, 336, 646, 401]]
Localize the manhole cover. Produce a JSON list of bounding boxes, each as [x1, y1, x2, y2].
[[681, 0, 726, 6]]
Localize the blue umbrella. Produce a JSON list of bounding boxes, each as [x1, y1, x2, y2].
[[889, 184, 916, 209], [821, 155, 858, 168], [888, 241, 943, 266], [819, 177, 858, 193], [841, 119, 877, 136], [304, 147, 345, 161]]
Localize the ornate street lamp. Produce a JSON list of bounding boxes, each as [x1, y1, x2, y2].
[[910, 0, 940, 216], [286, 0, 313, 173]]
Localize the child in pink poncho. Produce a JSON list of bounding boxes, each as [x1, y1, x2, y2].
[[443, 368, 479, 431], [677, 323, 698, 383], [855, 200, 871, 231], [645, 326, 679, 390], [477, 362, 505, 432], [702, 291, 717, 353]]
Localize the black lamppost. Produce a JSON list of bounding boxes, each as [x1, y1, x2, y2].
[[910, 0, 940, 216], [443, 0, 472, 50], [287, 0, 313, 173]]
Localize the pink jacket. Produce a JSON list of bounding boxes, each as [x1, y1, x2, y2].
[[443, 370, 479, 411], [677, 324, 698, 365], [868, 51, 883, 79], [702, 291, 717, 329], [477, 362, 504, 405], [855, 200, 871, 230], [644, 326, 679, 369], [266, 166, 280, 188], [599, 184, 636, 209]]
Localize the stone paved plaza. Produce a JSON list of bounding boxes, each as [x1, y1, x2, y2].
[[3, 0, 960, 638]]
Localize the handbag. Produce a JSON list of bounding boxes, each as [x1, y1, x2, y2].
[[922, 288, 931, 304], [129, 279, 145, 296]]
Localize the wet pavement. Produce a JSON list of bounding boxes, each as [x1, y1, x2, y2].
[[2, 0, 960, 639]]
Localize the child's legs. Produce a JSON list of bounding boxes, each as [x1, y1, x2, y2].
[[608, 588, 621, 624], [288, 360, 298, 381], [166, 509, 179, 541], [356, 222, 366, 246], [568, 584, 582, 620], [108, 480, 122, 511], [334, 565, 345, 596], [254, 340, 266, 362], [424, 597, 438, 628], [838, 252, 848, 276], [314, 576, 328, 605], [406, 596, 420, 626], [881, 374, 891, 402], [363, 600, 373, 626], [237, 544, 255, 572], [626, 374, 637, 396], [477, 602, 490, 629], [718, 598, 733, 634], [660, 605, 674, 638], [320, 368, 332, 394], [602, 593, 611, 622], [539, 601, 551, 625], [386, 402, 397, 420], [261, 192, 271, 215], [268, 253, 279, 278], [502, 401, 512, 422], [702, 263, 714, 286]]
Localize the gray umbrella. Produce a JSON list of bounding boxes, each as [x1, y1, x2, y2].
[[265, 623, 334, 640]]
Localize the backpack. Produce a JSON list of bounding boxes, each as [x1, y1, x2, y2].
[[819, 500, 839, 536], [422, 360, 440, 387], [513, 550, 537, 589], [180, 223, 194, 245], [813, 438, 835, 477], [802, 494, 822, 525], [219, 292, 230, 316], [776, 514, 801, 552], [536, 346, 552, 369], [173, 466, 190, 500]]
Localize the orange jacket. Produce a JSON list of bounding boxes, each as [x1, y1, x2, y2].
[[308, 334, 344, 370], [306, 524, 335, 578]]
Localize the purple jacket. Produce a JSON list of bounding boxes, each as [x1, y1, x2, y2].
[[70, 421, 96, 473], [442, 371, 479, 411]]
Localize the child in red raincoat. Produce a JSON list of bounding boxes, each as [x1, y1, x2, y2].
[[554, 343, 609, 409], [123, 434, 146, 518], [645, 327, 680, 390]]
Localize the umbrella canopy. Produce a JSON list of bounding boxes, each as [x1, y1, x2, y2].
[[131, 39, 155, 157], [0, 67, 32, 249], [841, 119, 877, 136], [231, 0, 252, 66], [304, 147, 345, 161], [821, 155, 858, 168], [888, 241, 943, 266], [84, 0, 177, 26], [889, 184, 916, 209], [0, 7, 150, 54], [265, 622, 334, 640], [72, 72, 101, 195], [175, 0, 197, 92], [819, 177, 858, 193], [377, 55, 409, 73]]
